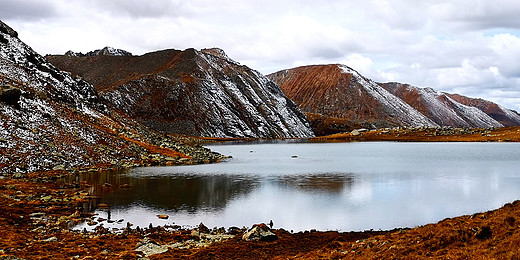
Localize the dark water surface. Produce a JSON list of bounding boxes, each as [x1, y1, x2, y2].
[[74, 141, 520, 232]]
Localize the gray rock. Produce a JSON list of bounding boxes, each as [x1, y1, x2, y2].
[[135, 237, 169, 257], [242, 224, 277, 241], [43, 236, 58, 242], [350, 129, 361, 136]]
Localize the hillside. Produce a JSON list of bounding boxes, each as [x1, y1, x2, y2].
[[0, 19, 222, 175], [380, 82, 519, 128], [47, 48, 314, 138], [269, 64, 519, 136], [268, 64, 437, 135]]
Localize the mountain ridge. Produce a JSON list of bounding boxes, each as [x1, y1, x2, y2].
[[47, 48, 314, 138], [269, 64, 519, 135], [268, 64, 438, 135]]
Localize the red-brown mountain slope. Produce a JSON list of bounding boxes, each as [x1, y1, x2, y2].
[[381, 82, 518, 128], [268, 64, 436, 135]]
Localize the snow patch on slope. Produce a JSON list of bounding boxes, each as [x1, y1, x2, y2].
[[339, 65, 437, 127]]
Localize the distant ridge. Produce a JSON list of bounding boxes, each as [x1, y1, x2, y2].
[[269, 64, 520, 135], [380, 82, 520, 128], [64, 46, 132, 57]]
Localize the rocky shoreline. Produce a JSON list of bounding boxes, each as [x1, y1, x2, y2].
[[315, 126, 520, 142], [1, 128, 520, 258]]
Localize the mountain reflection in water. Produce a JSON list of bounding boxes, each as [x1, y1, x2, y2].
[[72, 141, 520, 232], [71, 171, 356, 212]]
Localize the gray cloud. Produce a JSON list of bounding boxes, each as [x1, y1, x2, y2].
[[1, 0, 520, 110], [0, 0, 57, 20]]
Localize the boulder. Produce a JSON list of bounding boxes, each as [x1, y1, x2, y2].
[[242, 223, 277, 241]]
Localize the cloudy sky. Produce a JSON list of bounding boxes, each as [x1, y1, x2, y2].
[[2, 0, 520, 110]]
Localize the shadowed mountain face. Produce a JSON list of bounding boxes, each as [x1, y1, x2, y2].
[[47, 48, 314, 138], [268, 64, 437, 135], [0, 20, 221, 174], [380, 82, 519, 128]]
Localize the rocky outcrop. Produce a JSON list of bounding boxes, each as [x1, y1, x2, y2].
[[0, 19, 222, 175], [268, 64, 437, 135], [47, 48, 313, 138], [380, 82, 515, 128]]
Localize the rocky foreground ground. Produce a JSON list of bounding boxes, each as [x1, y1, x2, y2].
[[1, 127, 520, 259]]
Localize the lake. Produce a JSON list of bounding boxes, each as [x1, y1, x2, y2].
[[73, 141, 520, 232]]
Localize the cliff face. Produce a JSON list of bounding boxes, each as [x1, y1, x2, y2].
[[268, 64, 437, 135], [380, 82, 516, 128], [47, 48, 314, 138], [0, 20, 221, 174]]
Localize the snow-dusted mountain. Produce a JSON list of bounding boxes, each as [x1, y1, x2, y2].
[[268, 64, 438, 135], [47, 48, 314, 138], [0, 20, 221, 174], [65, 46, 132, 57], [380, 82, 518, 128]]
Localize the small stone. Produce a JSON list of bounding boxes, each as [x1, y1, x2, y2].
[[350, 130, 361, 136], [157, 214, 169, 219], [43, 236, 58, 242], [52, 165, 66, 171], [198, 222, 210, 233]]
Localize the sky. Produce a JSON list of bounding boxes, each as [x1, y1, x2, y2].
[[1, 0, 520, 111]]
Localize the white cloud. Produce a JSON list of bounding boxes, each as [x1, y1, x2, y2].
[[2, 0, 520, 110]]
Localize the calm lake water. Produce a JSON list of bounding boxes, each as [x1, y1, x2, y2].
[[74, 141, 520, 232]]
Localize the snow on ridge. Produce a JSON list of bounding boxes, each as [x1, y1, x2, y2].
[[444, 95, 503, 128], [339, 65, 437, 127], [194, 50, 313, 138]]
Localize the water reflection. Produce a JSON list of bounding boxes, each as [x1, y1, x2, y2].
[[71, 142, 520, 232], [71, 171, 356, 212], [69, 172, 261, 212], [277, 173, 354, 193]]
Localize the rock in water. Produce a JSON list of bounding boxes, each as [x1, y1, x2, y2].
[[242, 223, 277, 241]]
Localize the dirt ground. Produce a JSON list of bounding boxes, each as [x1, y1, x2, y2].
[[1, 127, 520, 259]]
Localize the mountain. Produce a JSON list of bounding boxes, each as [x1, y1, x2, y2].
[[268, 64, 437, 135], [0, 20, 222, 175], [446, 93, 520, 127], [380, 82, 519, 128], [64, 46, 132, 57], [47, 48, 313, 138]]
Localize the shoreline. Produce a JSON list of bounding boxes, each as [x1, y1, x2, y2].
[[1, 171, 520, 258], [1, 127, 520, 258]]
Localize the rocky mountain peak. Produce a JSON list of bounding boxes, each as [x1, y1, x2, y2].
[[201, 48, 229, 59], [64, 46, 132, 57], [47, 47, 314, 138]]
